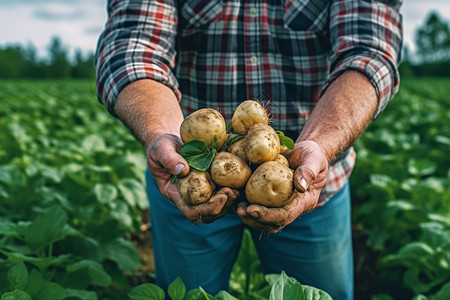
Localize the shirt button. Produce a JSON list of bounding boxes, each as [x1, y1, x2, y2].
[[250, 7, 257, 16], [250, 56, 259, 65]]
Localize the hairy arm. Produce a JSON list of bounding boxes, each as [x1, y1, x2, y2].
[[298, 70, 378, 163], [114, 79, 184, 149]]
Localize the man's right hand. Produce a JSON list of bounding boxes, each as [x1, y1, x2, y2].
[[146, 133, 240, 224]]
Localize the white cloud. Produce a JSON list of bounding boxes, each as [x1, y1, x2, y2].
[[0, 1, 106, 58], [34, 7, 86, 21]]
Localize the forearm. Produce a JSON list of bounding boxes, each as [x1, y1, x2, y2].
[[114, 79, 184, 149], [298, 71, 377, 163]]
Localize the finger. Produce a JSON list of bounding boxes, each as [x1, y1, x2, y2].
[[193, 193, 231, 224], [237, 210, 282, 233], [245, 204, 287, 225], [209, 191, 230, 216], [208, 188, 240, 215], [239, 201, 294, 232], [212, 188, 240, 213], [236, 191, 312, 233], [178, 187, 239, 224], [294, 148, 328, 193], [147, 134, 190, 177]]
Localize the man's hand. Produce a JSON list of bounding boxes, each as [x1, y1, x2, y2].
[[147, 133, 240, 224], [236, 141, 328, 233]]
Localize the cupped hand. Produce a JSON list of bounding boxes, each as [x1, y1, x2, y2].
[[236, 141, 329, 233], [146, 134, 239, 224]]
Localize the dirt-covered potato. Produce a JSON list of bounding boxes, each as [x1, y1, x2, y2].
[[232, 100, 269, 135], [178, 169, 216, 205], [275, 154, 290, 167], [245, 123, 280, 164], [245, 161, 294, 208], [180, 108, 227, 149], [210, 152, 252, 188]]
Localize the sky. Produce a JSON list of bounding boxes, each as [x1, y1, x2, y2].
[[1, 0, 450, 59]]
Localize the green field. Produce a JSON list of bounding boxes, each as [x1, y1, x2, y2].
[[0, 79, 449, 299]]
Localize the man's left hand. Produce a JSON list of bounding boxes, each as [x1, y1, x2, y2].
[[236, 141, 329, 233]]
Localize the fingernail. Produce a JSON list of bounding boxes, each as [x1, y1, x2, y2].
[[250, 211, 260, 219], [174, 163, 185, 175], [299, 178, 307, 191]]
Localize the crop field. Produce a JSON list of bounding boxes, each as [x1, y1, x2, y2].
[[0, 78, 449, 299]]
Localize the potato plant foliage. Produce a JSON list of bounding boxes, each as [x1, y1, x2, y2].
[[350, 78, 450, 300], [0, 79, 449, 300], [0, 81, 145, 300]]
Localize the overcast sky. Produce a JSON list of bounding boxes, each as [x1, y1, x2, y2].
[[1, 0, 450, 58]]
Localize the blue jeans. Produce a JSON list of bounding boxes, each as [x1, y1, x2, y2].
[[146, 169, 354, 299]]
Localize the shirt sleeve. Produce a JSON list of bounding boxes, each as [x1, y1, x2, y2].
[[322, 0, 403, 118], [95, 0, 180, 116]]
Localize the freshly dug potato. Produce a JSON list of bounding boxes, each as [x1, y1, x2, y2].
[[180, 108, 227, 149], [245, 161, 294, 208], [226, 135, 248, 163], [245, 123, 280, 164], [210, 152, 252, 188], [232, 100, 269, 135], [275, 154, 290, 167], [178, 169, 216, 205]]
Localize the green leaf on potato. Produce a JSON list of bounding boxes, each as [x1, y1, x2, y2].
[[221, 135, 244, 151], [276, 131, 295, 150], [178, 139, 217, 171], [226, 121, 234, 133], [178, 140, 209, 157]]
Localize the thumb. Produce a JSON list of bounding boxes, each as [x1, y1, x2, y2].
[[146, 134, 190, 177], [293, 144, 328, 193]]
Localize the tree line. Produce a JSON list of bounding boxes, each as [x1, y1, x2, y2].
[[1, 11, 450, 79], [399, 11, 450, 77], [0, 37, 94, 79]]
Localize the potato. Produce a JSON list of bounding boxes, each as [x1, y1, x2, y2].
[[210, 152, 252, 188], [178, 169, 216, 205], [226, 135, 248, 163], [232, 100, 269, 135], [245, 123, 280, 164], [275, 154, 290, 167], [180, 108, 227, 149], [245, 161, 294, 208]]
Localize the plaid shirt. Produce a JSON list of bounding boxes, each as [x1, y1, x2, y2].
[[95, 0, 403, 204]]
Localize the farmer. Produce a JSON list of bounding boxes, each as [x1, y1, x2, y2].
[[95, 1, 403, 299]]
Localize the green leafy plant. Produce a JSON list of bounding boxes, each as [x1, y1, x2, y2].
[[128, 272, 332, 300], [0, 80, 146, 299], [1, 78, 450, 300], [351, 78, 450, 299]]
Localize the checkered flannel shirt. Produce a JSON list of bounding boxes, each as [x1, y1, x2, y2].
[[95, 0, 403, 204]]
